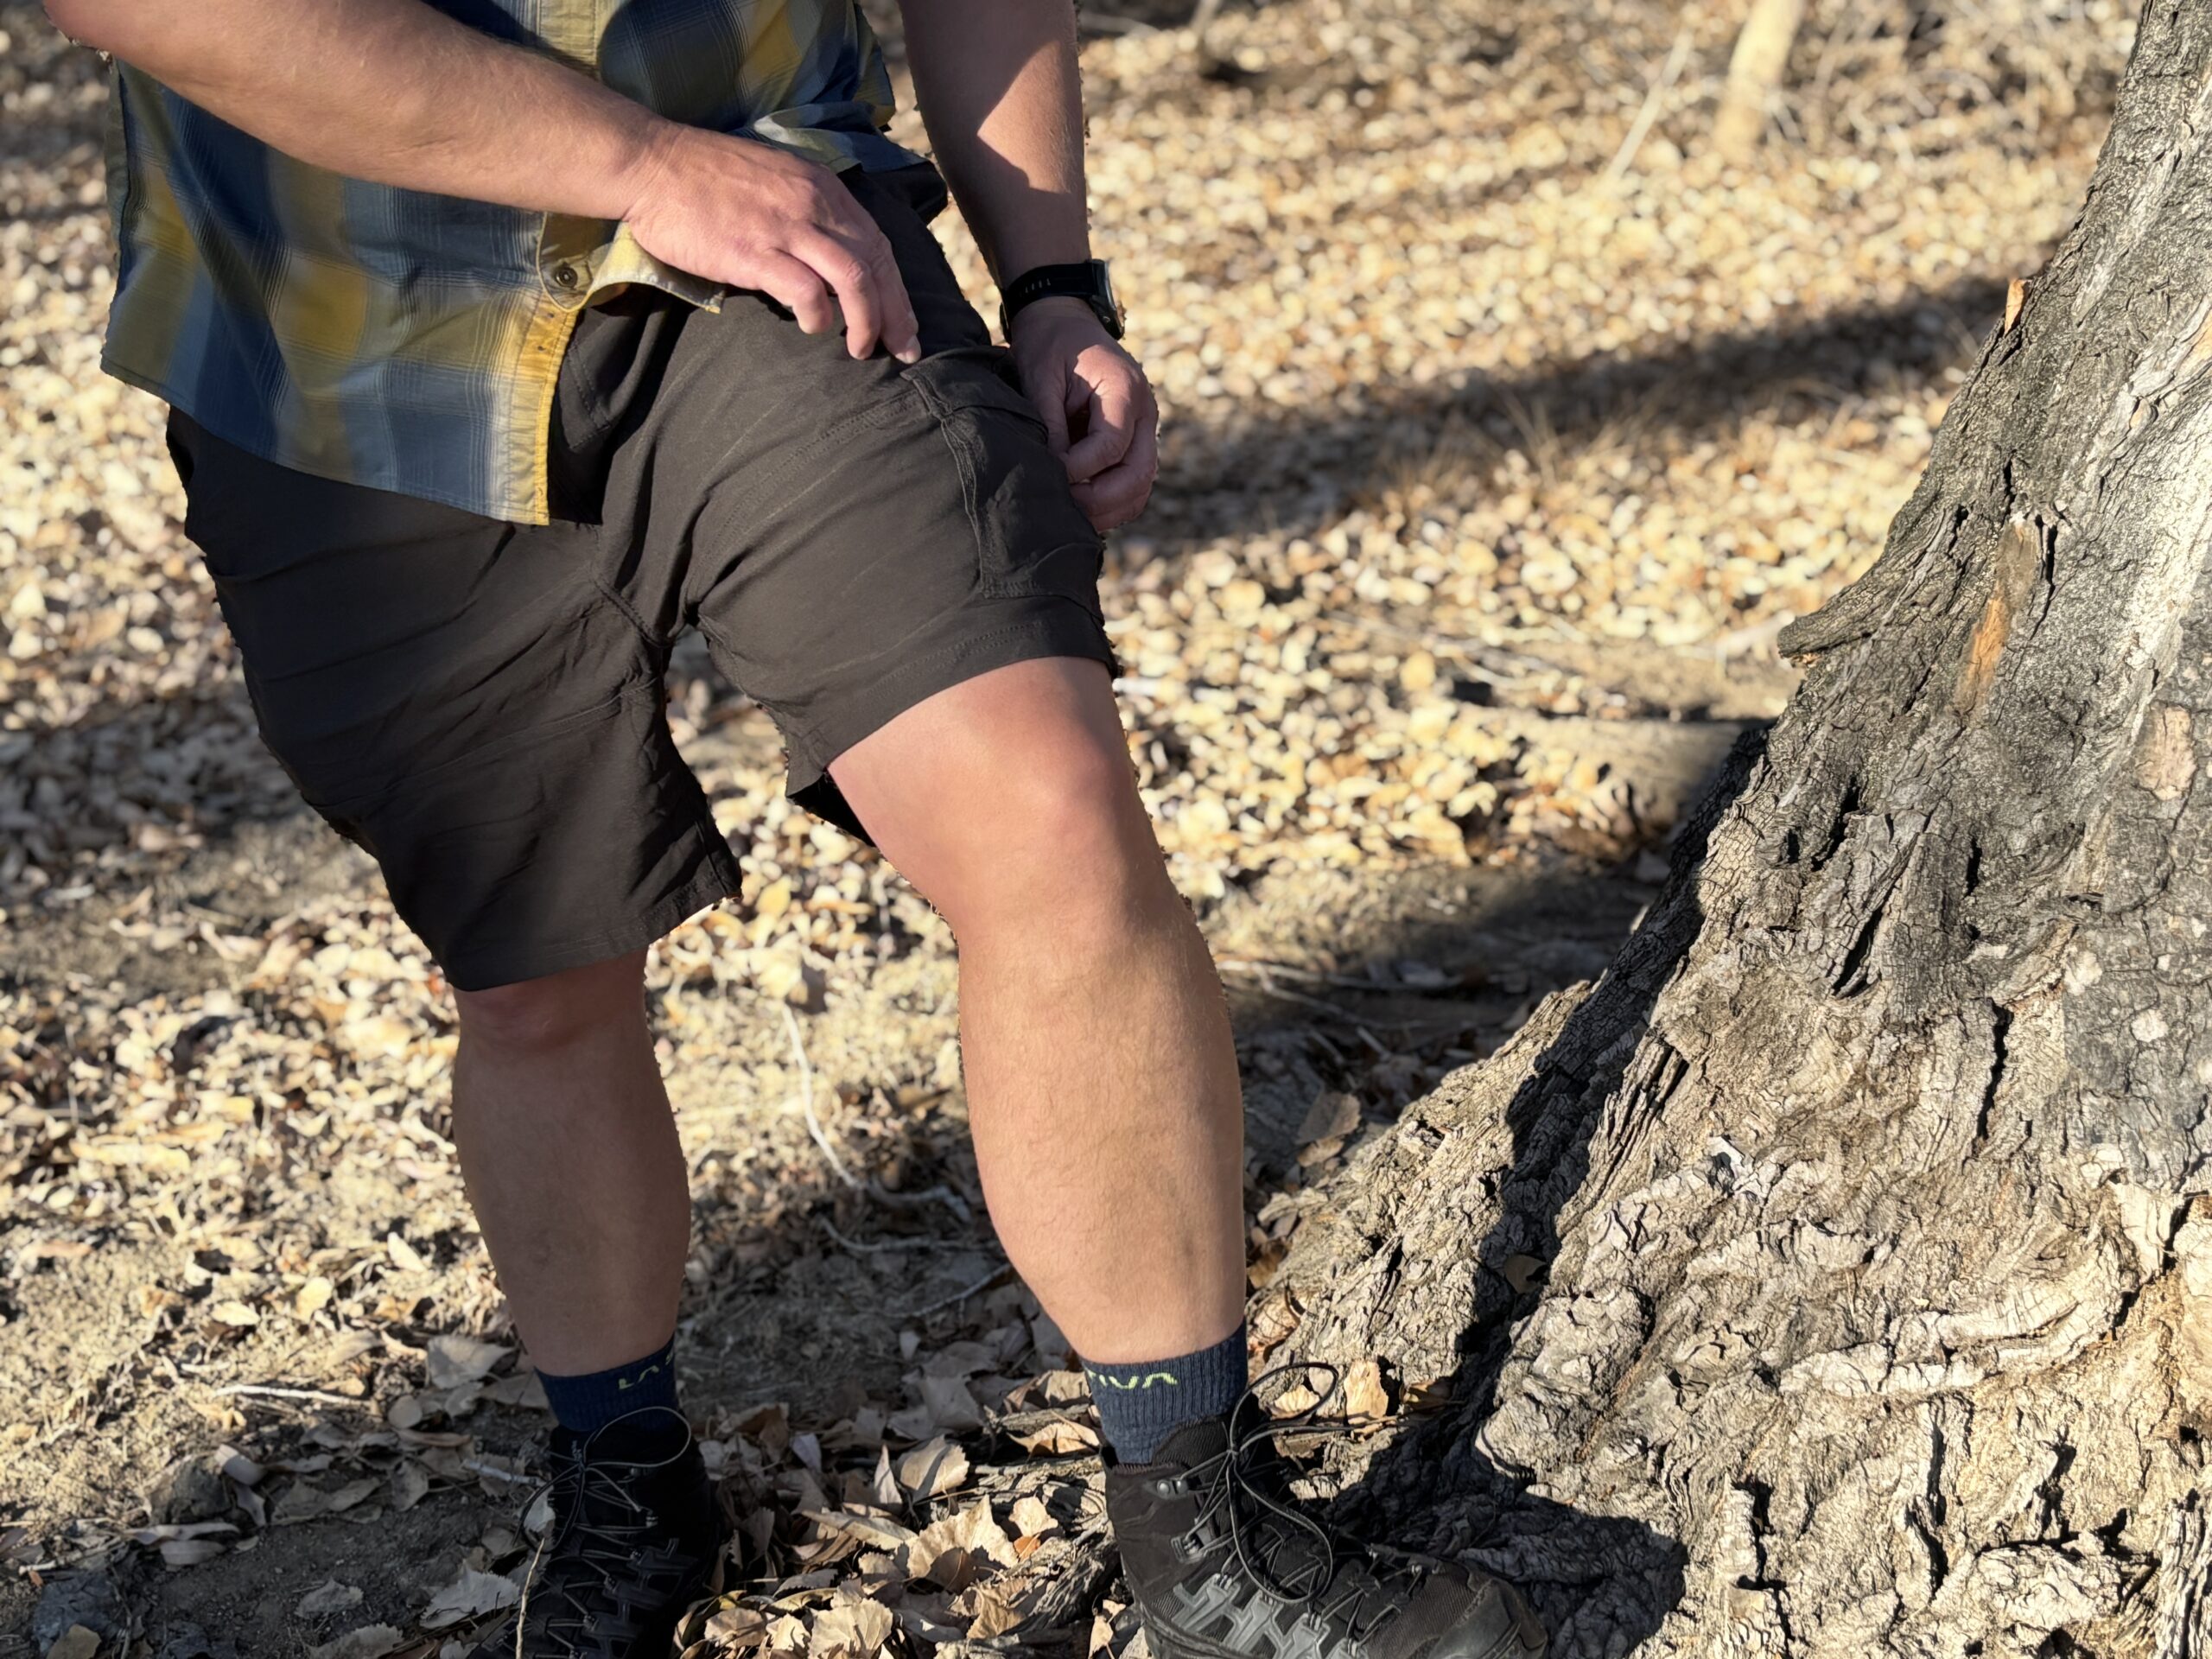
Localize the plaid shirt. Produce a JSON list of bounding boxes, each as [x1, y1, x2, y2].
[[99, 1, 922, 524]]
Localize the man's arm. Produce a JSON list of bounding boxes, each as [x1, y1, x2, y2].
[[45, 0, 919, 360], [897, 0, 1088, 282], [900, 0, 1158, 531]]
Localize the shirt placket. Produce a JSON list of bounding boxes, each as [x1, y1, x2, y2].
[[534, 0, 613, 309]]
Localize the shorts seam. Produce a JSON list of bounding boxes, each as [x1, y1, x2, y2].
[[592, 573, 671, 652], [692, 611, 805, 734], [904, 358, 1098, 605]]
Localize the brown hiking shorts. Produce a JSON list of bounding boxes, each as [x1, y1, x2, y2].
[[167, 162, 1116, 991]]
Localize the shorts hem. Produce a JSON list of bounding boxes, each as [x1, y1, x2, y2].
[[785, 600, 1121, 842], [435, 860, 739, 992]]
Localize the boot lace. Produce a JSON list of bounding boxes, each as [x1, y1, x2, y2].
[[1177, 1364, 1428, 1645], [506, 1423, 683, 1657]]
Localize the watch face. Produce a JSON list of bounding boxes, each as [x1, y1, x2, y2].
[[1090, 263, 1124, 334]]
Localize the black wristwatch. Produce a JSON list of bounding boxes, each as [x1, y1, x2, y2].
[[999, 259, 1125, 340]]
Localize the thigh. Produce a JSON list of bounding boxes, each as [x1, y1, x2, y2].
[[170, 414, 737, 988], [619, 166, 1118, 841]]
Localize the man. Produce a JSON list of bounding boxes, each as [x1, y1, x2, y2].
[[48, 2, 1545, 1654]]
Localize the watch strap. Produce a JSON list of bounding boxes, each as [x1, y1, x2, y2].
[[999, 259, 1124, 339]]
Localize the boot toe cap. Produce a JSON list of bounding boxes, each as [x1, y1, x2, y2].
[[1406, 1573, 1546, 1659]]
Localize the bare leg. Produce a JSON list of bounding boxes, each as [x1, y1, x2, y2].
[[830, 658, 1245, 1363], [448, 950, 690, 1374]]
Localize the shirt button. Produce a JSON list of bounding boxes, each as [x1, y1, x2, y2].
[[551, 263, 580, 290]]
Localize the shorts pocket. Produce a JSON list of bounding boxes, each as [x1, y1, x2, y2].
[[902, 347, 1105, 613]]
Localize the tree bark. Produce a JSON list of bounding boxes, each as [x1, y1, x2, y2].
[[1269, 4, 2212, 1655], [1713, 0, 1805, 162]]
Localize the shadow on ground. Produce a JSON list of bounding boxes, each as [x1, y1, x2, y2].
[[1145, 273, 2005, 550]]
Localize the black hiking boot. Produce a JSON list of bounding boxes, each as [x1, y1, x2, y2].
[[468, 1408, 723, 1658], [1105, 1381, 1545, 1659]]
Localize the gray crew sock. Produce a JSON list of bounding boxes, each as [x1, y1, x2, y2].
[[1084, 1325, 1249, 1464]]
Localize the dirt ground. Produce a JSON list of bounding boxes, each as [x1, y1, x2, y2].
[[0, 0, 2136, 1653]]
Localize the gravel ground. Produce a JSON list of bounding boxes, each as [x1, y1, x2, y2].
[[0, 0, 2135, 1652]]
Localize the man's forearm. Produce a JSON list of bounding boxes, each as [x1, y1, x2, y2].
[[46, 0, 664, 220], [899, 0, 1090, 283]]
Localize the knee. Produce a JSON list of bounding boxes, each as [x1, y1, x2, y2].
[[938, 736, 1173, 939], [453, 950, 648, 1054]]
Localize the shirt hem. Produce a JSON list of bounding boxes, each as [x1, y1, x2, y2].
[[103, 353, 540, 526]]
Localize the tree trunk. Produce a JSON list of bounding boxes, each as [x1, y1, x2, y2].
[[1269, 5, 2212, 1655], [1713, 0, 1805, 161]]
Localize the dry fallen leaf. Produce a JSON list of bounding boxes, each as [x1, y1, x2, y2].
[[893, 1436, 969, 1501], [1039, 1370, 1090, 1405], [868, 1446, 900, 1510], [732, 1402, 793, 1459], [1402, 1376, 1454, 1411], [1297, 1135, 1348, 1168], [1344, 1357, 1389, 1421], [425, 1333, 512, 1389], [307, 1626, 405, 1659], [1010, 1494, 1058, 1538], [1012, 1418, 1098, 1455], [45, 1627, 99, 1659], [1500, 1254, 1545, 1295], [322, 1478, 380, 1514], [1295, 1090, 1361, 1147], [804, 1509, 916, 1554], [390, 1460, 431, 1512], [1269, 1382, 1322, 1418], [916, 1375, 984, 1433], [480, 1370, 550, 1412], [961, 1580, 1026, 1641], [908, 1499, 1019, 1592], [319, 1333, 384, 1382], [705, 1604, 772, 1649], [421, 1566, 522, 1630], [1248, 1294, 1302, 1364], [813, 1595, 896, 1659], [297, 1580, 365, 1618]]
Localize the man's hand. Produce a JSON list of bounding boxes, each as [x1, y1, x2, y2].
[[622, 128, 919, 364], [45, 0, 921, 363], [1009, 298, 1159, 532]]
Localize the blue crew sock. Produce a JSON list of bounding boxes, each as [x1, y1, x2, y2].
[[535, 1335, 680, 1437], [1084, 1325, 1249, 1465]]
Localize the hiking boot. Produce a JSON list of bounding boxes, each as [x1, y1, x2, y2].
[[468, 1407, 723, 1658], [1105, 1389, 1545, 1659]]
